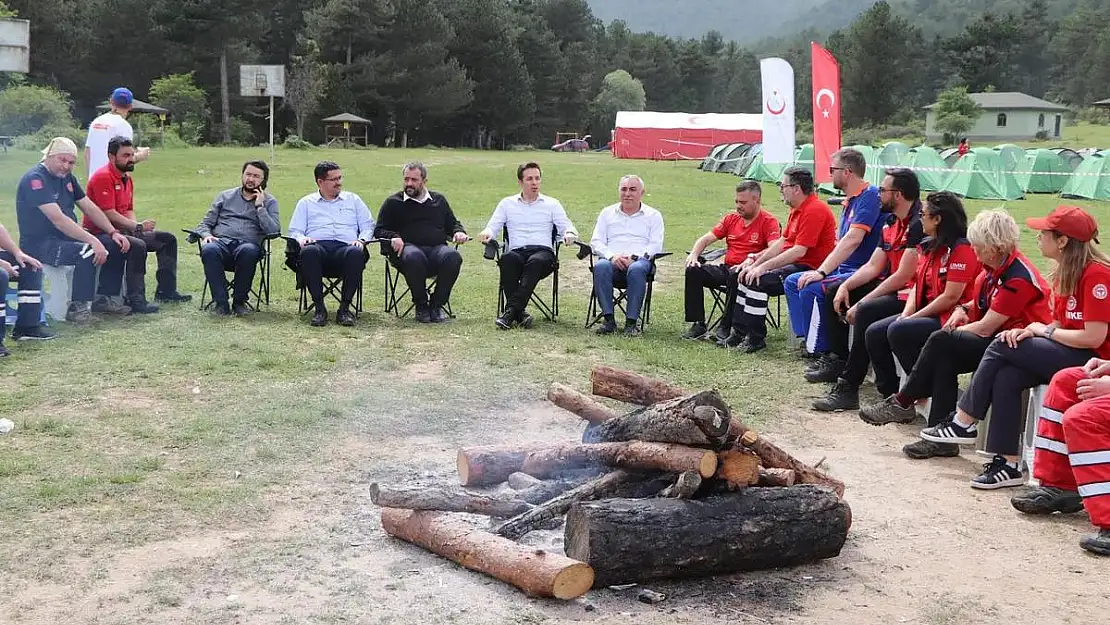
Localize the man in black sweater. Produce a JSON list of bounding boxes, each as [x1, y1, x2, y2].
[[375, 161, 468, 322]]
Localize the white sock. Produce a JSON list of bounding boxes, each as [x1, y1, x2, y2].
[[953, 413, 975, 429]]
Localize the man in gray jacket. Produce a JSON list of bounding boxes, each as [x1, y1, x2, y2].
[[193, 160, 280, 316]]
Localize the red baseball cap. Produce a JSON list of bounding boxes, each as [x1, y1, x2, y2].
[[1026, 205, 1100, 243]]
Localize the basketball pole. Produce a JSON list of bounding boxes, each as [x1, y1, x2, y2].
[[269, 95, 275, 164]]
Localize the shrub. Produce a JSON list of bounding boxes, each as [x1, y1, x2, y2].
[[13, 123, 85, 151], [0, 85, 77, 136], [282, 134, 313, 149], [149, 72, 210, 145], [1034, 130, 1049, 141], [228, 117, 254, 146]]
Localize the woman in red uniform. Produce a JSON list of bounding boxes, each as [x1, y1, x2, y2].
[[920, 206, 1110, 489], [859, 210, 1052, 460]]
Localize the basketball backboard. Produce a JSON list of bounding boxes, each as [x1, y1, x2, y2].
[[239, 65, 286, 98], [0, 18, 30, 73]]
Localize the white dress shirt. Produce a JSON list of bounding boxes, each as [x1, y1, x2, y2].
[[483, 193, 577, 250], [589, 202, 665, 260], [288, 191, 376, 244]]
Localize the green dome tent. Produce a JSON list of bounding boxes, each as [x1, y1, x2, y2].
[[1014, 149, 1071, 194], [878, 141, 910, 166], [726, 143, 762, 176], [993, 144, 1026, 171], [744, 149, 791, 183], [793, 143, 815, 176], [818, 144, 884, 194], [1051, 147, 1084, 171], [940, 147, 1024, 200], [1060, 151, 1110, 201], [699, 143, 730, 170], [712, 143, 751, 172], [904, 146, 950, 191], [940, 147, 960, 166]]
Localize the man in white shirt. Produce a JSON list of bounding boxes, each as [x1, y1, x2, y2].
[[479, 162, 577, 330], [588, 174, 665, 336], [84, 88, 150, 178]]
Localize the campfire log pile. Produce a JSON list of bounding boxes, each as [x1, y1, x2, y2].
[[372, 365, 851, 600]]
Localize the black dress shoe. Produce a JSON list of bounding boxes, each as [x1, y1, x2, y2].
[[311, 308, 328, 327], [232, 301, 252, 317], [415, 305, 432, 323], [127, 298, 160, 314], [431, 306, 450, 323], [336, 307, 356, 326], [518, 311, 534, 329], [495, 310, 515, 330], [155, 291, 193, 303]]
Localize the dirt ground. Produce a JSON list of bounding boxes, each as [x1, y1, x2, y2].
[[5, 371, 1109, 625]]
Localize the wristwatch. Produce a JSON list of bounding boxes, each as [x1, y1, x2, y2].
[[134, 223, 144, 234], [1044, 325, 1056, 341], [817, 269, 828, 278]]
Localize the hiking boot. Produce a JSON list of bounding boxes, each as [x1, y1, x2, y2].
[[595, 319, 618, 335], [211, 302, 231, 317], [716, 330, 746, 348], [920, 418, 978, 445], [1011, 486, 1084, 515], [232, 301, 252, 317], [902, 439, 961, 459], [415, 304, 433, 324], [813, 380, 859, 412], [431, 306, 450, 323], [970, 455, 1024, 490], [92, 295, 131, 315], [311, 305, 328, 327], [155, 291, 193, 303], [623, 319, 642, 337], [1080, 529, 1110, 556], [859, 395, 920, 426], [0, 343, 9, 357], [736, 337, 766, 354], [796, 343, 819, 359], [805, 354, 845, 383], [495, 310, 516, 330], [712, 324, 731, 342], [336, 306, 356, 327], [66, 302, 95, 324], [681, 322, 708, 340], [126, 297, 160, 314]]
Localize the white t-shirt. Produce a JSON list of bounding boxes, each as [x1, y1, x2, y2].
[[84, 112, 133, 178]]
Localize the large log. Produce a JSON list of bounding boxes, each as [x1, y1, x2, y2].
[[514, 470, 607, 505], [589, 365, 686, 406], [716, 449, 762, 489], [369, 483, 533, 517], [548, 383, 618, 425], [564, 485, 852, 587], [758, 467, 796, 487], [736, 427, 846, 498], [459, 442, 716, 486], [588, 391, 731, 449], [381, 508, 594, 599]]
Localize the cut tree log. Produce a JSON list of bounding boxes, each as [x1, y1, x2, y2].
[[758, 467, 796, 487], [589, 365, 686, 406], [495, 470, 669, 540], [564, 485, 852, 587], [716, 449, 761, 489], [369, 483, 533, 517], [507, 472, 544, 490], [381, 508, 594, 599], [459, 441, 716, 486], [514, 471, 606, 505], [733, 425, 846, 498], [588, 391, 731, 449], [548, 383, 618, 425], [659, 471, 702, 498]]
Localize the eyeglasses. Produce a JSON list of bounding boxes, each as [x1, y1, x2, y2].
[[777, 182, 799, 189], [829, 166, 847, 174], [878, 187, 895, 194], [325, 176, 343, 182]]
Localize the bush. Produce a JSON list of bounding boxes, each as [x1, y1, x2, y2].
[[0, 85, 77, 136], [282, 134, 313, 149], [842, 127, 878, 146], [1076, 107, 1109, 125], [149, 72, 210, 145], [13, 123, 85, 150], [228, 117, 254, 146], [1034, 130, 1050, 141]]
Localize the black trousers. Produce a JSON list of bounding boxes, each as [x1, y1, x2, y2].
[[300, 240, 368, 307], [841, 294, 905, 387], [123, 230, 179, 301], [500, 245, 555, 314], [684, 263, 735, 325], [200, 239, 261, 306], [864, 315, 941, 397], [396, 244, 462, 308], [958, 337, 1094, 456], [731, 263, 809, 341], [901, 329, 993, 426], [824, 279, 883, 359]]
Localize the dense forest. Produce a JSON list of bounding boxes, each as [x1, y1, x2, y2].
[[3, 0, 1108, 149]]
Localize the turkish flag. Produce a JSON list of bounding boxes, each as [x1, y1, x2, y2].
[[811, 42, 841, 184]]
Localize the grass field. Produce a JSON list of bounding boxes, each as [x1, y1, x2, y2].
[[0, 145, 1108, 623]]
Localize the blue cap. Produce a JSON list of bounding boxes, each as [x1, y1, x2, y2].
[[110, 87, 133, 106]]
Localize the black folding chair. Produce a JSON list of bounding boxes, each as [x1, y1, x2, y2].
[[282, 237, 378, 317], [574, 242, 671, 331], [381, 242, 460, 319], [485, 225, 561, 322], [183, 229, 277, 311], [693, 245, 784, 333]]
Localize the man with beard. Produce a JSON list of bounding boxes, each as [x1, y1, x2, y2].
[[374, 161, 468, 323], [15, 137, 133, 329], [288, 161, 376, 327], [84, 137, 191, 315], [193, 160, 281, 316]]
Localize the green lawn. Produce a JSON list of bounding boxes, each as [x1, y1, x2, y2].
[[0, 145, 1108, 618]]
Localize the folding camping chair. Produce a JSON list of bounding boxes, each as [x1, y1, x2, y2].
[[381, 242, 460, 319], [692, 246, 783, 333], [183, 229, 277, 311], [486, 225, 561, 322], [575, 242, 671, 331], [282, 237, 377, 317]]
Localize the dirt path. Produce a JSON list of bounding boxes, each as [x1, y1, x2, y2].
[[6, 388, 1108, 624]]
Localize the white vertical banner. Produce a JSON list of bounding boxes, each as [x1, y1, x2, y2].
[[760, 57, 796, 164]]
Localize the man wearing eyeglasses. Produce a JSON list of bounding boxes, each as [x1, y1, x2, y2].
[[784, 148, 885, 358]]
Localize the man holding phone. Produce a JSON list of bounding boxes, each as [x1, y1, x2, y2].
[[193, 160, 281, 316]]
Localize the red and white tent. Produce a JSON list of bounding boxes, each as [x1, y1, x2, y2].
[[611, 111, 763, 160]]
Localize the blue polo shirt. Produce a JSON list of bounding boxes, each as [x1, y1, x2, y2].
[[836, 184, 884, 272], [15, 163, 85, 253]]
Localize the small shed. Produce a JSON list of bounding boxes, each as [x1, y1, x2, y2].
[[1094, 98, 1110, 109], [96, 98, 170, 116], [323, 113, 372, 147]]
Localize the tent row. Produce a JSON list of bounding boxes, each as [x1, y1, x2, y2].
[[698, 142, 1110, 201]]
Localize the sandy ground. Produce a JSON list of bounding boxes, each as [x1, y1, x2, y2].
[[5, 388, 1109, 625]]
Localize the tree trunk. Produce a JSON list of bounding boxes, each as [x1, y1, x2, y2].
[[506, 472, 543, 490], [735, 426, 845, 498], [659, 471, 702, 499], [456, 444, 555, 486], [564, 485, 852, 587], [716, 449, 762, 489], [458, 442, 715, 486], [587, 391, 731, 449], [548, 383, 618, 425], [369, 483, 533, 517], [758, 467, 796, 487], [513, 469, 609, 505], [219, 48, 231, 144], [589, 365, 685, 406], [381, 508, 594, 599]]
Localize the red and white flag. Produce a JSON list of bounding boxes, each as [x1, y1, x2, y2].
[[760, 57, 795, 164], [811, 42, 841, 184]]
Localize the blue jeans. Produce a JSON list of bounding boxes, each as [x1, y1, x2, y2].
[[785, 269, 853, 353], [593, 258, 652, 321]]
